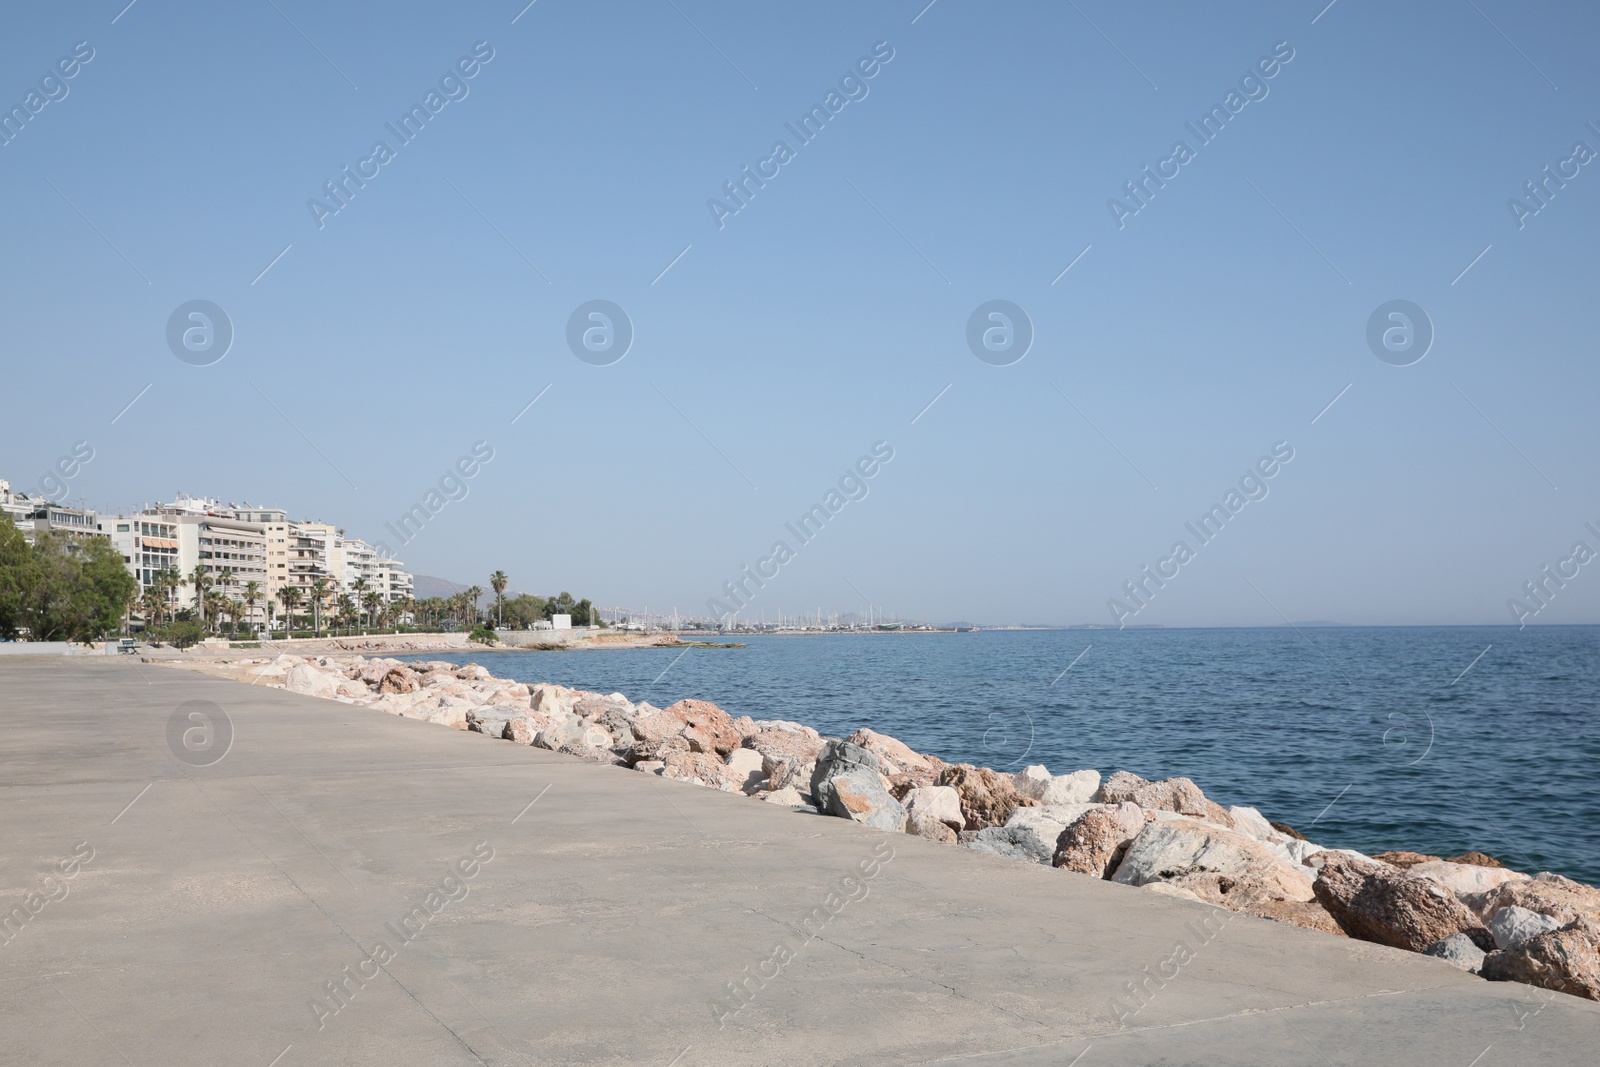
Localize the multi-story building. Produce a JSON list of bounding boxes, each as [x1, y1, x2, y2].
[[376, 556, 413, 607], [100, 514, 182, 607], [6, 479, 413, 630], [220, 506, 291, 605]]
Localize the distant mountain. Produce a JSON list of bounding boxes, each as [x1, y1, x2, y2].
[[412, 574, 469, 600]]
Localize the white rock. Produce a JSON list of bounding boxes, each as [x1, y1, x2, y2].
[[902, 785, 964, 830], [1038, 769, 1100, 806], [1488, 905, 1562, 949], [763, 786, 804, 805], [1227, 805, 1278, 842], [1406, 860, 1526, 899], [285, 663, 338, 699], [724, 748, 767, 792], [1112, 820, 1315, 902], [1013, 765, 1053, 800]]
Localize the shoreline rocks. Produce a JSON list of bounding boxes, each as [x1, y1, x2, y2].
[[241, 650, 1600, 1003]]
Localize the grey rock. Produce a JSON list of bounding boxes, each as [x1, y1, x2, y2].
[[960, 823, 1056, 865], [810, 740, 883, 814], [1424, 933, 1488, 974], [1489, 905, 1563, 949], [821, 768, 906, 833]]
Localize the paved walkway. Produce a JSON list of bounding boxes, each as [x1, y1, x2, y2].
[[2, 659, 1593, 1066]]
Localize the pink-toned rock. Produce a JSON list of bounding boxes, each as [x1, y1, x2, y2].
[[936, 764, 1036, 831], [907, 811, 958, 844], [1313, 854, 1490, 952], [845, 728, 942, 779], [662, 699, 743, 757], [1053, 802, 1145, 878], [741, 721, 825, 764], [1094, 771, 1210, 817], [1467, 872, 1600, 927], [1482, 919, 1600, 1001], [377, 666, 419, 694], [661, 752, 739, 791]]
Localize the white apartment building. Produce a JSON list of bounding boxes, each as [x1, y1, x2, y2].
[[377, 556, 413, 605], [100, 514, 181, 605]]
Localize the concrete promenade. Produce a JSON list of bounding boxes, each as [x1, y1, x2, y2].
[[2, 659, 1594, 1066]]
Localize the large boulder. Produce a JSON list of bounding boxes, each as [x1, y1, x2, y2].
[[1489, 906, 1564, 950], [662, 699, 743, 756], [1313, 855, 1490, 952], [741, 720, 825, 763], [1094, 771, 1209, 817], [662, 752, 740, 791], [723, 748, 768, 793], [1053, 802, 1145, 878], [285, 662, 339, 699], [936, 764, 1035, 831], [1041, 770, 1100, 806], [844, 728, 941, 781], [1406, 860, 1526, 900], [1481, 919, 1600, 1001], [961, 824, 1055, 865], [976, 805, 1101, 866], [902, 786, 964, 831], [529, 683, 584, 718], [907, 812, 958, 844], [1111, 819, 1315, 908], [1014, 766, 1100, 806], [1466, 872, 1600, 927], [809, 741, 883, 814], [823, 770, 907, 833]]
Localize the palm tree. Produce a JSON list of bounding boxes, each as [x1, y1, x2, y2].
[[362, 591, 383, 632], [277, 585, 301, 637], [336, 594, 356, 634], [464, 585, 484, 628], [243, 581, 261, 634], [159, 567, 182, 619], [186, 564, 211, 627], [203, 590, 228, 635], [352, 577, 369, 626], [490, 570, 508, 627], [140, 586, 165, 629], [309, 578, 329, 637]]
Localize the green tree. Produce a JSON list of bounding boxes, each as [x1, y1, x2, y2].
[[185, 564, 211, 629], [243, 581, 261, 633], [309, 578, 329, 637], [277, 585, 301, 636], [490, 570, 508, 627], [0, 519, 40, 639], [3, 531, 137, 642]]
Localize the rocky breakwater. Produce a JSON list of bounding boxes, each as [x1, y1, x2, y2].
[[257, 652, 1600, 1004]]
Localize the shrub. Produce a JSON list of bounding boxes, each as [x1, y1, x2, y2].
[[468, 624, 498, 645]]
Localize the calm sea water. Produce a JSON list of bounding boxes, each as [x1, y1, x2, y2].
[[401, 627, 1600, 883]]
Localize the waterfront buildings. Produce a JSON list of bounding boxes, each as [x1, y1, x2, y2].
[[4, 478, 416, 631]]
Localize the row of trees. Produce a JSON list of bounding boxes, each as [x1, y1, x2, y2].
[[0, 523, 137, 642], [0, 521, 598, 645], [406, 571, 596, 631]]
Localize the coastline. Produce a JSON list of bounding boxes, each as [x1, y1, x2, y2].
[[157, 648, 1600, 1003]]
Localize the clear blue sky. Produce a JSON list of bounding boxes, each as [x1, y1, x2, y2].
[[4, 0, 1597, 626]]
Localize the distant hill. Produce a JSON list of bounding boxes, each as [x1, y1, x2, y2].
[[411, 574, 469, 600]]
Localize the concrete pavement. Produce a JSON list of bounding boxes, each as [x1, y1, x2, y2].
[[1, 658, 1594, 1066]]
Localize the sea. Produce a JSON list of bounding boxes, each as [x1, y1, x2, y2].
[[401, 626, 1600, 884]]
